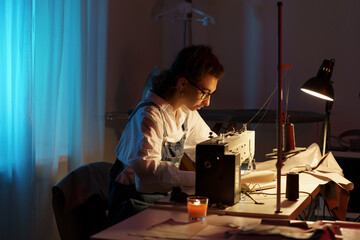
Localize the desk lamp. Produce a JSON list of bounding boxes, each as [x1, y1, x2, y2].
[[301, 59, 335, 156]]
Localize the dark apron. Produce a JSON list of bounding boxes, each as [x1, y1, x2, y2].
[[108, 101, 188, 225]]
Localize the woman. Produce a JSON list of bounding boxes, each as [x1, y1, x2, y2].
[[108, 45, 224, 224]]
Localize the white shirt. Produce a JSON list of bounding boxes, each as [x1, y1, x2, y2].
[[114, 90, 212, 193]]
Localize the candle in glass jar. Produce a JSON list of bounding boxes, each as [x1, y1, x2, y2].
[[187, 196, 208, 221]]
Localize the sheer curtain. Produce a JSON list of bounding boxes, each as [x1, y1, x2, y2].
[[0, 0, 108, 239]]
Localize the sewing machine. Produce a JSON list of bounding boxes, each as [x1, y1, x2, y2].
[[195, 129, 255, 205]]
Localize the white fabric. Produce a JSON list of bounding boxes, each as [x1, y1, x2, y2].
[[115, 90, 212, 193], [256, 143, 354, 191]]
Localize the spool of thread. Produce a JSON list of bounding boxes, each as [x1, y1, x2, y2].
[[286, 173, 299, 201], [282, 123, 296, 152]]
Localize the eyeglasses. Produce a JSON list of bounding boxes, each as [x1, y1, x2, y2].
[[186, 79, 215, 100]]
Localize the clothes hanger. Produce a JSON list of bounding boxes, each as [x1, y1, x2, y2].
[[154, 1, 215, 26]]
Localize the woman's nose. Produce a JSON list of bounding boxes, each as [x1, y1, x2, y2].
[[203, 97, 210, 107]]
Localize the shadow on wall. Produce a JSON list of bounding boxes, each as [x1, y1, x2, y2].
[[103, 115, 129, 163]]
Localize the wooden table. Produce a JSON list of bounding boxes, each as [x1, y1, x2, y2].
[[91, 172, 360, 240], [91, 208, 262, 240], [153, 173, 323, 220], [91, 207, 360, 240], [91, 173, 327, 240]]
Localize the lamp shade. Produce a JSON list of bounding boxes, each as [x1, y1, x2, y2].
[[301, 59, 335, 101]]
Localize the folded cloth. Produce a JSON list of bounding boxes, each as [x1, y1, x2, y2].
[[241, 170, 276, 191], [227, 222, 335, 239], [241, 171, 276, 184], [257, 143, 321, 174], [257, 143, 353, 191], [256, 143, 353, 220]]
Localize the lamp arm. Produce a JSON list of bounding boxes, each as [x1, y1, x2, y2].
[[322, 101, 333, 156]]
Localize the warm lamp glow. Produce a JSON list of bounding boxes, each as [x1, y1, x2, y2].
[[301, 58, 335, 156], [301, 59, 335, 101], [300, 88, 334, 101]]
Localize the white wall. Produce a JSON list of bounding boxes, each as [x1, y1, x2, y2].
[[105, 0, 360, 162]]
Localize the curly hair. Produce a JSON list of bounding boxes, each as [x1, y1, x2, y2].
[[151, 45, 224, 99]]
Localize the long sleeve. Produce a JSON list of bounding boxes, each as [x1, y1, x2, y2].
[[184, 110, 213, 161], [115, 103, 195, 193]]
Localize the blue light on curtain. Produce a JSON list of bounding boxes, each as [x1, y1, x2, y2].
[[0, 0, 35, 239], [0, 0, 108, 239]]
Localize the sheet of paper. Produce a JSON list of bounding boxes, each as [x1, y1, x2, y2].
[[129, 218, 206, 239]]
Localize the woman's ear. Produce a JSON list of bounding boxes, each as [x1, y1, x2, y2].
[[177, 77, 187, 92]]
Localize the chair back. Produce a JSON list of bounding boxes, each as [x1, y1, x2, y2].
[[52, 161, 112, 240]]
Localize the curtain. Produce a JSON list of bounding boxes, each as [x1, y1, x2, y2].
[[0, 0, 108, 239], [0, 1, 35, 239]]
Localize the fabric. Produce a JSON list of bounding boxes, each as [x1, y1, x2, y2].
[[256, 143, 353, 191], [114, 90, 211, 193], [257, 143, 353, 220], [0, 1, 108, 239], [227, 222, 335, 239], [320, 181, 350, 221]]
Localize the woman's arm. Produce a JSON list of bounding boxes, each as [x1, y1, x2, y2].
[[116, 106, 195, 193]]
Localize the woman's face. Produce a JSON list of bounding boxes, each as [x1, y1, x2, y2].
[[182, 74, 219, 111]]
